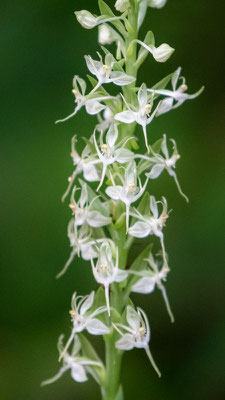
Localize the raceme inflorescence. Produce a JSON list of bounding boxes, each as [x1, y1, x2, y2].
[[42, 1, 203, 399]]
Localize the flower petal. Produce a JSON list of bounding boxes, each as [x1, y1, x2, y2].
[[115, 269, 128, 282], [106, 123, 118, 149], [126, 306, 140, 331], [110, 71, 136, 86], [115, 333, 135, 350], [128, 221, 151, 238], [157, 97, 174, 115], [131, 277, 156, 294], [146, 164, 164, 179], [115, 110, 136, 124], [138, 83, 148, 108], [105, 185, 123, 200], [86, 318, 110, 335], [80, 291, 94, 316], [150, 196, 158, 218], [87, 211, 111, 227], [71, 364, 88, 382], [83, 163, 99, 182], [85, 99, 106, 115], [115, 148, 134, 163]]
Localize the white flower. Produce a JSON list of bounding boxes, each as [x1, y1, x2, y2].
[[42, 335, 103, 386], [105, 161, 148, 231], [148, 67, 204, 115], [59, 291, 110, 361], [128, 196, 169, 269], [85, 53, 136, 91], [148, 0, 167, 9], [69, 183, 111, 227], [115, 0, 130, 13], [56, 75, 117, 123], [145, 134, 189, 202], [57, 222, 108, 278], [91, 242, 128, 315], [62, 135, 100, 202], [115, 84, 159, 151], [92, 124, 134, 190], [129, 253, 174, 322], [113, 306, 161, 377]]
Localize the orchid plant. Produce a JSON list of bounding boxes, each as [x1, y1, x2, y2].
[[43, 1, 203, 399]]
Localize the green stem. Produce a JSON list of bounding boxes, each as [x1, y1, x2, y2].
[[102, 3, 141, 399]]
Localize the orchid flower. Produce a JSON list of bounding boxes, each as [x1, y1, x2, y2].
[[92, 124, 134, 190], [91, 242, 128, 315], [148, 67, 204, 115], [42, 335, 103, 385], [85, 53, 136, 92], [56, 75, 117, 123], [62, 135, 100, 202], [145, 134, 189, 202], [59, 291, 110, 361], [57, 222, 109, 278], [113, 306, 161, 377], [106, 161, 148, 231], [129, 253, 174, 322], [115, 84, 159, 151], [69, 183, 111, 227], [128, 196, 169, 269]]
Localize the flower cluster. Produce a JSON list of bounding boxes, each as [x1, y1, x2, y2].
[[43, 1, 203, 398]]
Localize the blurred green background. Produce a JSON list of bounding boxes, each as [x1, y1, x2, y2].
[[1, 0, 224, 399]]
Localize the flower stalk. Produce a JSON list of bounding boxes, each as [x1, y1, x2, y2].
[[42, 1, 203, 399]]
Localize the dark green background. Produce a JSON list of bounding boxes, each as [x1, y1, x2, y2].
[[1, 1, 224, 399]]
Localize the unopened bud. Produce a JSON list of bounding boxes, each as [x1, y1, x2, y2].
[[152, 43, 174, 63], [98, 25, 114, 45], [148, 0, 167, 9], [75, 10, 98, 29], [115, 0, 130, 13]]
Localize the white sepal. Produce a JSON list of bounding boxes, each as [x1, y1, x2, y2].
[[114, 306, 161, 377], [41, 335, 103, 386]]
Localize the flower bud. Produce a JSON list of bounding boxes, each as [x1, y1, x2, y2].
[[98, 25, 114, 45], [115, 0, 130, 13], [152, 43, 174, 62], [148, 0, 167, 8], [75, 10, 98, 29]]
